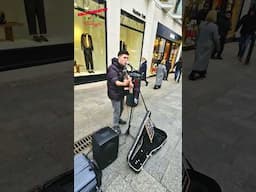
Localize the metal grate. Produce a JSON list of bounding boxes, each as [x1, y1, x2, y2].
[[74, 135, 92, 154]]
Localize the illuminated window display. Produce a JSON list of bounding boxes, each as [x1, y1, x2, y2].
[[120, 10, 145, 70], [74, 0, 107, 76], [150, 37, 181, 74]]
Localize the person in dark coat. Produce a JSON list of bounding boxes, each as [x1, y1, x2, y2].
[[164, 59, 171, 80], [235, 8, 256, 61], [211, 11, 232, 59], [174, 57, 182, 83], [196, 3, 210, 25], [107, 50, 133, 134], [139, 57, 149, 86]]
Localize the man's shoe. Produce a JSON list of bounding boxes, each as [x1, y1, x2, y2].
[[216, 56, 223, 60], [119, 119, 126, 125], [112, 125, 121, 135]]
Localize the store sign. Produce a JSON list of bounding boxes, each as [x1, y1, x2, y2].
[[132, 9, 146, 19]]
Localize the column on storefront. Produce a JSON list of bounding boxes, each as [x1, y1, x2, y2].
[[106, 0, 121, 65]]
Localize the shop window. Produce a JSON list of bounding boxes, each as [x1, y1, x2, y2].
[[0, 0, 72, 49], [120, 10, 145, 70], [74, 0, 107, 76], [150, 36, 181, 74], [150, 37, 167, 74]]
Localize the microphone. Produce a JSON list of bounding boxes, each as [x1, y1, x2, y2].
[[126, 63, 134, 70]]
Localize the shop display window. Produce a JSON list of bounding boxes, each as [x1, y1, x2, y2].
[[74, 0, 107, 76], [120, 10, 145, 70], [150, 36, 181, 74], [0, 0, 72, 50]]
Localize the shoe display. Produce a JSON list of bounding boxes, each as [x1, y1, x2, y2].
[[119, 119, 126, 125], [112, 125, 121, 135]]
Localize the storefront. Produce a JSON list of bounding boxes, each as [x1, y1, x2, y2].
[[120, 10, 145, 70], [73, 0, 181, 84], [74, 0, 107, 83], [183, 0, 245, 49], [150, 23, 181, 75]]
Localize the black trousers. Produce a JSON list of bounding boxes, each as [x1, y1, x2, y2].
[[24, 0, 47, 35], [83, 48, 94, 71]]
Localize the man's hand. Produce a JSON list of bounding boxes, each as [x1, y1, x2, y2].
[[123, 79, 130, 86]]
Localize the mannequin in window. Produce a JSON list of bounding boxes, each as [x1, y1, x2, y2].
[[81, 33, 94, 73], [120, 40, 127, 51], [24, 0, 48, 42]]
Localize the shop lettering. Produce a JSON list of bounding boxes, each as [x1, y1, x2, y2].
[[132, 9, 146, 19], [83, 15, 103, 27], [78, 8, 108, 16], [83, 21, 102, 27]]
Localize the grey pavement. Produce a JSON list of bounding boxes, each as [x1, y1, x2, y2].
[[183, 42, 256, 192], [75, 74, 182, 192], [0, 62, 74, 192]]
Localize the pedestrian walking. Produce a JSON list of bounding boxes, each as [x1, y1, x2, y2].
[[139, 57, 149, 86], [189, 10, 220, 80], [164, 59, 171, 80], [211, 11, 232, 59], [235, 8, 256, 62], [174, 57, 182, 83], [154, 59, 167, 89]]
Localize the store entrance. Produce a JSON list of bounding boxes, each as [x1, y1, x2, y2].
[[150, 36, 180, 75]]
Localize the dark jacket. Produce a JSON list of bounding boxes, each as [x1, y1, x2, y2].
[[236, 14, 256, 35], [217, 13, 231, 37], [107, 58, 126, 101], [139, 61, 147, 80]]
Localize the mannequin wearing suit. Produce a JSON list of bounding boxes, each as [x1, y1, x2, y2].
[[81, 33, 94, 73], [24, 0, 48, 42]]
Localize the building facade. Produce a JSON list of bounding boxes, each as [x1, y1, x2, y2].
[[74, 0, 182, 84]]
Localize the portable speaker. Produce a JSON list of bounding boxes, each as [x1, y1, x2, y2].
[[92, 127, 119, 169]]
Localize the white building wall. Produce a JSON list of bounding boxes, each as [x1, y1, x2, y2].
[[106, 0, 182, 73], [106, 0, 121, 65]]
